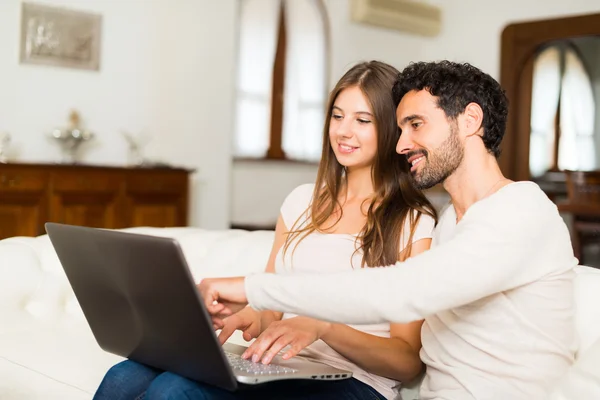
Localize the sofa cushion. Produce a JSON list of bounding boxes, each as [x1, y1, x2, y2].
[[112, 227, 274, 280], [0, 356, 90, 400], [0, 239, 43, 312], [0, 239, 49, 335], [549, 335, 600, 399], [0, 318, 123, 396], [573, 265, 600, 353]]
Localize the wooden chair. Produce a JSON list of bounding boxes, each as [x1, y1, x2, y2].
[[557, 170, 600, 264]]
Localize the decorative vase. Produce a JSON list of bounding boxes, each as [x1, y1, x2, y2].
[[50, 110, 94, 164]]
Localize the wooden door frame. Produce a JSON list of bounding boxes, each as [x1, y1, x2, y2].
[[499, 12, 600, 181]]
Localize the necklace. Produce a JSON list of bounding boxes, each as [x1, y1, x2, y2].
[[482, 177, 508, 199], [455, 177, 510, 223]]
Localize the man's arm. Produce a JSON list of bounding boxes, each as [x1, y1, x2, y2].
[[244, 202, 573, 325]]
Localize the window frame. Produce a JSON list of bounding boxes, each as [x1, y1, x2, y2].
[[233, 0, 329, 164]]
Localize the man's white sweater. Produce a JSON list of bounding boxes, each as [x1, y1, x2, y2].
[[246, 182, 578, 399]]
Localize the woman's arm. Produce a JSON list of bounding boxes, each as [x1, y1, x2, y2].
[[214, 215, 286, 342], [319, 239, 430, 382], [243, 239, 431, 383], [257, 214, 286, 326]]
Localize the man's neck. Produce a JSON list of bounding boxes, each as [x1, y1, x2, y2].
[[442, 153, 509, 222]]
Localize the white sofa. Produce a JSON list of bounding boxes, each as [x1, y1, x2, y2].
[[1, 227, 599, 400]]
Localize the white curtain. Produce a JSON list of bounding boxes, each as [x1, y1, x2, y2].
[[281, 0, 327, 161], [529, 46, 561, 178], [558, 48, 596, 171], [233, 0, 281, 158], [233, 0, 327, 161]]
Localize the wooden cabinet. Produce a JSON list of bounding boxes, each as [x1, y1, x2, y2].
[[0, 163, 191, 239]]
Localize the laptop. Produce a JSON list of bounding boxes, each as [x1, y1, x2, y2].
[[45, 223, 352, 391]]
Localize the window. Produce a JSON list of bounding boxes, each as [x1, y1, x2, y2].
[[529, 46, 561, 177], [558, 48, 596, 171], [529, 44, 596, 177], [233, 0, 328, 162]]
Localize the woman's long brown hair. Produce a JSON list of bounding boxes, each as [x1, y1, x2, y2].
[[283, 61, 437, 267]]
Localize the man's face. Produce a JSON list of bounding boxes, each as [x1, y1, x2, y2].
[[396, 90, 464, 189]]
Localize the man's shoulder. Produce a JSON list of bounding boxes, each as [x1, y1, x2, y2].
[[471, 181, 562, 233], [493, 181, 555, 215], [501, 181, 547, 199]]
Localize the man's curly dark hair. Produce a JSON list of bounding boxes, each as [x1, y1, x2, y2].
[[392, 61, 508, 158]]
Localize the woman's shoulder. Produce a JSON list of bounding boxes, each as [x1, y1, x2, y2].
[[286, 183, 315, 201], [280, 183, 315, 228], [406, 209, 436, 243], [415, 210, 436, 229]]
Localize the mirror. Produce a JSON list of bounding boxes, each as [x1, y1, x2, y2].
[[529, 37, 600, 179], [499, 13, 600, 200], [529, 36, 600, 179]]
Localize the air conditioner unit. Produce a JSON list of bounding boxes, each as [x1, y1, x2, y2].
[[350, 0, 441, 37]]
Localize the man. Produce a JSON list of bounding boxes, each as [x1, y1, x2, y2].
[[199, 61, 577, 399]]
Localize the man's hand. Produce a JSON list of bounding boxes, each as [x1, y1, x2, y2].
[[241, 316, 331, 365], [196, 277, 249, 323], [216, 306, 262, 345]]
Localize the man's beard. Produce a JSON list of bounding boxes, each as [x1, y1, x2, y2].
[[408, 125, 464, 190]]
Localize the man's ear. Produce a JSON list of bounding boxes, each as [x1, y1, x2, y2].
[[461, 102, 484, 138]]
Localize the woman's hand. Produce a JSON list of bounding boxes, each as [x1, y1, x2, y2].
[[242, 316, 331, 365]]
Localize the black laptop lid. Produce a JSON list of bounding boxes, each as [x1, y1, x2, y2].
[[45, 223, 237, 390]]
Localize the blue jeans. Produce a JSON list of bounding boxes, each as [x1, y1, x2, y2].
[[94, 360, 386, 400]]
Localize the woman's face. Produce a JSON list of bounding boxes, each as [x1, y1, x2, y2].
[[329, 86, 378, 170]]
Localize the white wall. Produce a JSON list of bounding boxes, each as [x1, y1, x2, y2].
[[231, 161, 318, 226], [232, 0, 600, 226], [4, 0, 598, 229], [0, 0, 238, 229], [327, 0, 600, 83]]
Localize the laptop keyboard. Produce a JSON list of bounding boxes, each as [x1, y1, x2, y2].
[[225, 351, 299, 375]]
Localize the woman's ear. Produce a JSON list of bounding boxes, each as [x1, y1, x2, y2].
[[462, 102, 484, 138]]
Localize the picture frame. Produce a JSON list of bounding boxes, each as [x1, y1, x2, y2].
[[20, 2, 102, 71]]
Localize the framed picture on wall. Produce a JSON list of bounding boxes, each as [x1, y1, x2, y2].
[[19, 2, 102, 71]]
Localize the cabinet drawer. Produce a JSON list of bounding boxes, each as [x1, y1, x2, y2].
[[52, 172, 121, 192], [126, 172, 187, 194], [0, 170, 46, 192]]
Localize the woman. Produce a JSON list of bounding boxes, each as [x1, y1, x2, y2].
[[94, 60, 438, 400]]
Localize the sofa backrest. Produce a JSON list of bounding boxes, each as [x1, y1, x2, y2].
[[0, 228, 276, 318], [1, 227, 599, 355]]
